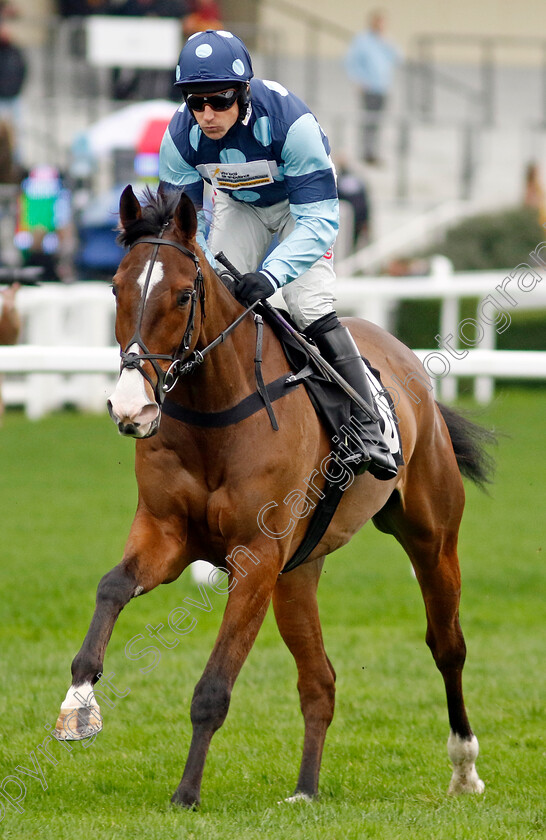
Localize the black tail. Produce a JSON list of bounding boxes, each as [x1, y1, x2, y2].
[[437, 402, 496, 490]]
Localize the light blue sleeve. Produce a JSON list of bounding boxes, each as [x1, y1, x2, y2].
[[159, 129, 201, 190], [196, 219, 217, 270], [261, 113, 339, 286]]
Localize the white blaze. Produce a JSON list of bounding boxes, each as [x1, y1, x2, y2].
[[137, 258, 164, 294], [108, 258, 165, 427], [109, 342, 155, 422]]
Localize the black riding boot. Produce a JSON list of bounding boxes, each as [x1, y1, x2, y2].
[[310, 321, 398, 481]]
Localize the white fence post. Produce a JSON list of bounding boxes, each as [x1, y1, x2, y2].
[[433, 256, 459, 402], [25, 291, 66, 420]]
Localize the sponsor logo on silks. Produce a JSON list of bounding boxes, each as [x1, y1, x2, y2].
[[323, 248, 333, 260], [216, 174, 272, 188], [202, 160, 275, 191]]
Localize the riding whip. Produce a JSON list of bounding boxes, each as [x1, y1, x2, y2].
[[215, 252, 379, 422]]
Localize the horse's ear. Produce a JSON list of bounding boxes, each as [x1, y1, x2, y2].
[[174, 192, 198, 240], [119, 185, 142, 229]]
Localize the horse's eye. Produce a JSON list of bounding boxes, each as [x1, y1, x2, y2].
[[177, 291, 193, 307], [111, 284, 118, 298]]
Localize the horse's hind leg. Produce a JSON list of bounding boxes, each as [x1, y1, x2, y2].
[[272, 557, 336, 801], [417, 535, 485, 796], [373, 449, 484, 795], [55, 512, 185, 741]]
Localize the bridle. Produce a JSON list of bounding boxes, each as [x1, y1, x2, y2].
[[118, 231, 256, 406], [119, 231, 205, 405]]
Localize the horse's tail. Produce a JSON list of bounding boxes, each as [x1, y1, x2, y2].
[[437, 402, 496, 490]]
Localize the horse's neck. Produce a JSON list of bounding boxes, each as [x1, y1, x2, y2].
[[175, 271, 263, 412]]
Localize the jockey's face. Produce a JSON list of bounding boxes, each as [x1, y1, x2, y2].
[[189, 88, 240, 139]]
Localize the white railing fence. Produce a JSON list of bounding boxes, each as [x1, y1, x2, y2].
[[1, 283, 117, 420], [327, 256, 546, 403], [1, 259, 545, 419]]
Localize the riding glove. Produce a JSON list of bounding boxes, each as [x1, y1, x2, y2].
[[235, 270, 278, 307]]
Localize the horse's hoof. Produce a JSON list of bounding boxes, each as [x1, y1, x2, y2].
[[54, 685, 102, 741], [447, 732, 485, 795], [54, 704, 103, 741], [448, 774, 485, 795], [171, 788, 200, 810]]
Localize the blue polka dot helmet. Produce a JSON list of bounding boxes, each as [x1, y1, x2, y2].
[[175, 30, 254, 93]]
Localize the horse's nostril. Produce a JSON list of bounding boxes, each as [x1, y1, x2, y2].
[[137, 403, 160, 426]]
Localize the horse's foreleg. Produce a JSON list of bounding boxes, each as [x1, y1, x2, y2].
[[272, 557, 335, 801], [54, 561, 137, 740], [55, 513, 186, 741], [171, 553, 280, 809]]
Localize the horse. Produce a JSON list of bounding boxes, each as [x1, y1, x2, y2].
[[54, 185, 494, 808]]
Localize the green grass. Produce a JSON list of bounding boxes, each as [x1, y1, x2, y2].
[[0, 390, 544, 839]]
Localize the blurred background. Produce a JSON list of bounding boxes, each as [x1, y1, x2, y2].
[[2, 0, 546, 273], [0, 0, 545, 417]]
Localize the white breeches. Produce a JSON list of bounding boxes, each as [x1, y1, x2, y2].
[[207, 192, 337, 330]]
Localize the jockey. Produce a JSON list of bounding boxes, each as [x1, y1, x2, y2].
[[159, 29, 397, 481]]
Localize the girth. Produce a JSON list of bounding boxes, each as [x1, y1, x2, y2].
[[163, 373, 302, 428]]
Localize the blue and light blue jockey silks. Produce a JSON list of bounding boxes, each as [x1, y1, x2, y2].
[[159, 78, 339, 287]]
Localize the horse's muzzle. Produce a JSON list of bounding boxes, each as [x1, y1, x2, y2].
[[107, 399, 160, 438], [107, 365, 162, 438]]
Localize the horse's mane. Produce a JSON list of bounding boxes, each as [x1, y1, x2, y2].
[[117, 187, 180, 248], [116, 185, 237, 295]]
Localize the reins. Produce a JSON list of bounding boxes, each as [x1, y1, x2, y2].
[[119, 234, 257, 404]]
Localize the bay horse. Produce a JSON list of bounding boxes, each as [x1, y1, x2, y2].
[[55, 186, 493, 807]]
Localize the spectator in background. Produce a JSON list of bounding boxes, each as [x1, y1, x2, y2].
[[16, 166, 74, 282], [344, 9, 401, 165], [0, 0, 27, 155], [24, 227, 62, 282], [336, 157, 370, 248], [0, 118, 23, 183], [0, 282, 20, 421], [182, 0, 222, 38], [523, 161, 546, 227]]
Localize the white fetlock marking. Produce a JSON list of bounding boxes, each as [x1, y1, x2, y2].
[[447, 732, 485, 795], [61, 682, 95, 709], [279, 792, 313, 804]]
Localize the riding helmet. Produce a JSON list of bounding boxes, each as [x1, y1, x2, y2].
[[175, 30, 253, 119]]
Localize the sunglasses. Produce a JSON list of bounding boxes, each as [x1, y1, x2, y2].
[[185, 89, 239, 112]]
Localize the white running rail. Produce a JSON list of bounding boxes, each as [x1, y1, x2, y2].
[[1, 261, 545, 418]]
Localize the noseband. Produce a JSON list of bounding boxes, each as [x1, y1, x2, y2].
[[119, 232, 205, 405]]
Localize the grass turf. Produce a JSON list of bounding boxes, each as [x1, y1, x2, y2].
[[0, 389, 544, 839]]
